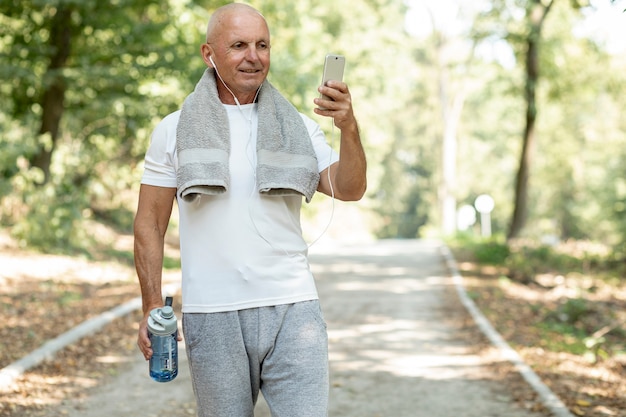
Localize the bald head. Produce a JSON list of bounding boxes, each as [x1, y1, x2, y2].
[[200, 3, 271, 104], [206, 3, 268, 43]]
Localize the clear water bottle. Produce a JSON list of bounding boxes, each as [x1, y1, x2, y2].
[[147, 297, 178, 382]]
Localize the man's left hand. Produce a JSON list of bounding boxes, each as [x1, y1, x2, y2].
[[314, 80, 357, 131]]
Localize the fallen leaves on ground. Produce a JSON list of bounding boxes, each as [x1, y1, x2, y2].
[[457, 257, 626, 417], [0, 232, 182, 417], [0, 276, 138, 368]]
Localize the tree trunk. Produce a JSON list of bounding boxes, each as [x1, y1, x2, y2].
[[507, 0, 554, 240], [30, 5, 73, 184], [428, 8, 472, 237], [440, 88, 466, 236]]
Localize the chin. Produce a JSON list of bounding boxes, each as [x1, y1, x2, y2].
[[241, 78, 266, 90]]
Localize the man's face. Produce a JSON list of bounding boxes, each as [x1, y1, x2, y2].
[[205, 11, 270, 103]]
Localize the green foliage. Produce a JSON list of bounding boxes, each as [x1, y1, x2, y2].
[[449, 235, 617, 284], [448, 235, 511, 264], [374, 142, 433, 238], [538, 297, 615, 359], [503, 243, 605, 283], [2, 155, 92, 252], [545, 297, 592, 325], [474, 241, 511, 265], [536, 320, 588, 355], [163, 256, 182, 270], [1, 0, 626, 254], [510, 244, 604, 278], [0, 0, 213, 251], [465, 0, 626, 245]]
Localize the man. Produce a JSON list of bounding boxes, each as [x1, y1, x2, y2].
[[134, 3, 366, 416]]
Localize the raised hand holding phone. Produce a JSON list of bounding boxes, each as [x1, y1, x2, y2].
[[318, 54, 345, 111]]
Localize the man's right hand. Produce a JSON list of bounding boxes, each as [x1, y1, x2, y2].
[[137, 313, 153, 360]]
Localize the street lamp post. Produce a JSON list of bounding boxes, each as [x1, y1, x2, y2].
[[474, 194, 495, 237]]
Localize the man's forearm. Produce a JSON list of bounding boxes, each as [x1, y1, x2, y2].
[[133, 185, 175, 314], [335, 122, 367, 200], [134, 228, 166, 314]]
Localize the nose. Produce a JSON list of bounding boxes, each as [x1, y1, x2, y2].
[[245, 45, 260, 62]]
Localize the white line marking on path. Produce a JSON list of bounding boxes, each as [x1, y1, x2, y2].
[[439, 244, 574, 417], [0, 283, 180, 392]]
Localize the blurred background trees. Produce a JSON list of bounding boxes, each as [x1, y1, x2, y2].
[[0, 0, 625, 256]]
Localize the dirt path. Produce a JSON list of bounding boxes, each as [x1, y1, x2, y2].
[[43, 239, 551, 417]]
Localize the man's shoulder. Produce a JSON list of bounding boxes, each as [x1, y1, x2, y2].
[[152, 110, 182, 137], [159, 109, 182, 126]]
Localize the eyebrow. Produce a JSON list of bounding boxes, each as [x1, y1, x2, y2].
[[227, 37, 270, 47]]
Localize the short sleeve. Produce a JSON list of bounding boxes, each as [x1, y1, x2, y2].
[[140, 111, 180, 188]]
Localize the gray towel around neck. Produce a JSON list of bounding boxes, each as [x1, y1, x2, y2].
[[176, 68, 320, 203]]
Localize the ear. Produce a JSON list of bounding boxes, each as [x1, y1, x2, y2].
[[201, 43, 213, 67]]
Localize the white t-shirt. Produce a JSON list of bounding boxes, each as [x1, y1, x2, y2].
[[141, 104, 339, 313]]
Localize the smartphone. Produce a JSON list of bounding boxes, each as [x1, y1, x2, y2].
[[319, 54, 345, 108]]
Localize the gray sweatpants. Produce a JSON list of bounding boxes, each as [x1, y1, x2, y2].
[[183, 300, 329, 417]]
